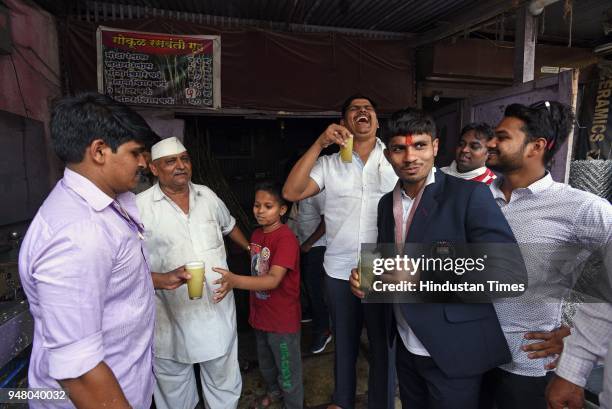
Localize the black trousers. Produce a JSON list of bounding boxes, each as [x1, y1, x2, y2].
[[479, 367, 552, 409], [325, 275, 395, 409], [396, 337, 482, 409], [301, 246, 329, 335]]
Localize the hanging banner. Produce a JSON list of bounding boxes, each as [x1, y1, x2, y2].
[[96, 26, 221, 109], [576, 61, 612, 160]]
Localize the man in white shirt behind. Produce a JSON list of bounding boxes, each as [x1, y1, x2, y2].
[[296, 190, 332, 354], [546, 302, 612, 409]]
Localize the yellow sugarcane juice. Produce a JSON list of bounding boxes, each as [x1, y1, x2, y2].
[[358, 251, 376, 292], [339, 135, 354, 163], [186, 261, 205, 300]]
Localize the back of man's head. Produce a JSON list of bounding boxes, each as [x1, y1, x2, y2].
[[503, 100, 575, 165], [51, 92, 158, 164], [382, 107, 437, 145]]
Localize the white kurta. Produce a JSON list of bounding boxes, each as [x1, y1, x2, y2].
[[136, 182, 238, 364]]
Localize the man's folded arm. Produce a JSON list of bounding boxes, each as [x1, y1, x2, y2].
[[58, 362, 131, 409]]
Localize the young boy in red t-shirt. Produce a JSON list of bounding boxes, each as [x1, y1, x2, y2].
[[213, 181, 302, 409]]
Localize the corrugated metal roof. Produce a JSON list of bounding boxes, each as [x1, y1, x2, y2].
[[158, 0, 484, 33], [32, 0, 612, 46], [33, 0, 496, 34]]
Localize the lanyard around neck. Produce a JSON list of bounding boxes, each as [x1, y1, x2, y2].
[[111, 200, 145, 240], [392, 180, 425, 249]]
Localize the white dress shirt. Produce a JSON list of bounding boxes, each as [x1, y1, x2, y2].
[[555, 250, 612, 407], [489, 173, 612, 376], [309, 138, 398, 280], [296, 191, 326, 247], [556, 303, 612, 385], [393, 168, 437, 357], [136, 182, 238, 363]]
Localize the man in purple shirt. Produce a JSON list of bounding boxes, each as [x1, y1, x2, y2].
[[19, 93, 189, 409]]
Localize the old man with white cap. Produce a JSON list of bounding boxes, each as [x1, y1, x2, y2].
[[136, 137, 250, 409]]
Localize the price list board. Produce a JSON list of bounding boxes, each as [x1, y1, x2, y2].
[[96, 27, 221, 108]]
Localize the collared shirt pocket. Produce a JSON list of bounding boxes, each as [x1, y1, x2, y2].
[[329, 170, 361, 199], [197, 220, 223, 251]]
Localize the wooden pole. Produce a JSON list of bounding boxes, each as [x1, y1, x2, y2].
[[513, 6, 537, 84]]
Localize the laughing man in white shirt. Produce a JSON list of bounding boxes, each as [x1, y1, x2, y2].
[[283, 95, 398, 409]]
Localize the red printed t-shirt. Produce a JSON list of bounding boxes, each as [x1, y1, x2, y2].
[[249, 224, 301, 334]]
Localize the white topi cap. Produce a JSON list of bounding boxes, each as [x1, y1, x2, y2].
[[151, 137, 187, 160]]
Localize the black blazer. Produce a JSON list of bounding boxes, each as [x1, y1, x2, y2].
[[378, 170, 525, 378]]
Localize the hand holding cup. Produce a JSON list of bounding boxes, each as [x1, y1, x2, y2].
[[317, 124, 353, 150], [350, 268, 365, 299], [185, 261, 205, 300]]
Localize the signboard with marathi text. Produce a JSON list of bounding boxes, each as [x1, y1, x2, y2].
[[96, 26, 220, 109]]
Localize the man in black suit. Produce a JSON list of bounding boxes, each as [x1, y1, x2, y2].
[[351, 108, 526, 409]]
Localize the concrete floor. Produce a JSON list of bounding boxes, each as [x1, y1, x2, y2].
[[236, 322, 399, 409]]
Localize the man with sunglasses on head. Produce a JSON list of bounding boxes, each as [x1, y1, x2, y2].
[[479, 101, 612, 409]]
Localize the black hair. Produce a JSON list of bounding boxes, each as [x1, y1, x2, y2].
[[504, 100, 575, 165], [341, 94, 377, 118], [381, 107, 437, 145], [50, 92, 158, 164], [254, 180, 287, 207], [460, 122, 494, 141]]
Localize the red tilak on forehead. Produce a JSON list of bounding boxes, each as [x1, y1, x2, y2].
[[402, 134, 413, 145]]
